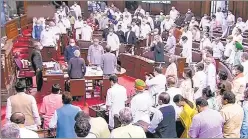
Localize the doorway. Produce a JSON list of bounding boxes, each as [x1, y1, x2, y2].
[[210, 1, 228, 15]]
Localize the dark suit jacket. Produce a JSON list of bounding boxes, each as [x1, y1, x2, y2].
[[125, 31, 137, 45], [64, 45, 80, 62], [151, 42, 165, 62], [68, 57, 86, 79], [31, 49, 43, 71], [154, 20, 161, 34], [116, 30, 125, 43], [102, 28, 109, 41]]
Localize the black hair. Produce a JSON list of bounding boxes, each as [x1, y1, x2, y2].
[[74, 119, 91, 137], [173, 94, 194, 109], [159, 92, 170, 104], [15, 81, 26, 92], [109, 75, 118, 83], [195, 97, 208, 107], [185, 69, 194, 88], [154, 67, 163, 74], [222, 91, 236, 104], [10, 112, 25, 124], [218, 70, 228, 80], [196, 63, 204, 71], [181, 36, 188, 41], [202, 86, 215, 98], [234, 64, 244, 73], [62, 92, 72, 104], [52, 84, 60, 94], [212, 15, 216, 19], [75, 111, 90, 121]]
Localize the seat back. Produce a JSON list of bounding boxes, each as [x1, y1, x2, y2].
[[70, 79, 86, 97]]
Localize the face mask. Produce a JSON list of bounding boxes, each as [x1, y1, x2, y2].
[[109, 32, 113, 35], [83, 24, 87, 27], [160, 13, 163, 15], [70, 43, 75, 46], [45, 28, 49, 31], [169, 33, 172, 36], [188, 11, 191, 13], [232, 70, 236, 75]]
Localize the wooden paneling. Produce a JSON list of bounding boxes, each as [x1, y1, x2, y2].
[[20, 14, 28, 30], [5, 18, 19, 40], [229, 1, 248, 21]]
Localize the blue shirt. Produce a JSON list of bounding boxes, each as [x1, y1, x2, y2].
[[64, 45, 80, 62], [32, 25, 43, 40], [241, 101, 248, 138]]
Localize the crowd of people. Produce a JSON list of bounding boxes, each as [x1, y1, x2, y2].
[[1, 1, 248, 138]]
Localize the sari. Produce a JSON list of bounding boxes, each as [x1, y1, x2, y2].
[[179, 103, 198, 138]]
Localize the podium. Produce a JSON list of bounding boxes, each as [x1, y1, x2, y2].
[[135, 39, 146, 56], [41, 47, 57, 62]]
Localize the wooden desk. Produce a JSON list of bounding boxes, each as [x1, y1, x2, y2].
[[1, 39, 16, 105], [119, 54, 155, 81], [20, 14, 28, 31], [5, 17, 19, 40], [41, 47, 58, 62]]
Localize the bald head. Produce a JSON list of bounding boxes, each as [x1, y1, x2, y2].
[[159, 92, 170, 104], [10, 112, 25, 124]]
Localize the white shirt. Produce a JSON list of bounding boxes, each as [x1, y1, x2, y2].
[[132, 25, 140, 37], [135, 8, 145, 16], [107, 33, 120, 51], [166, 87, 182, 119], [140, 24, 151, 38], [51, 26, 61, 40], [215, 12, 224, 25], [224, 42, 234, 57], [147, 16, 154, 29], [242, 60, 248, 83], [205, 63, 216, 92], [227, 14, 235, 26], [193, 71, 207, 100], [62, 18, 71, 29], [235, 21, 246, 32], [40, 30, 56, 47], [189, 21, 199, 30], [200, 38, 212, 50], [212, 42, 224, 59], [74, 20, 84, 30], [180, 40, 192, 63], [145, 74, 167, 105], [161, 19, 173, 31], [71, 4, 81, 19], [106, 84, 127, 128], [81, 25, 93, 41], [233, 34, 243, 44], [200, 17, 209, 28], [170, 10, 179, 21], [49, 106, 81, 128], [6, 92, 41, 128], [19, 127, 39, 138], [57, 20, 67, 34], [131, 91, 153, 123]]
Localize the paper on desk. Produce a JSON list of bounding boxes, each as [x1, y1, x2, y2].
[[43, 62, 56, 68], [85, 66, 103, 76]]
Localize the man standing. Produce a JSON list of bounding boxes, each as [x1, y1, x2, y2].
[[184, 9, 194, 23], [165, 31, 176, 55], [241, 52, 248, 85], [70, 2, 81, 19], [145, 67, 166, 106], [131, 79, 153, 123], [68, 50, 86, 79], [212, 37, 224, 59], [64, 39, 79, 62], [220, 91, 244, 138], [148, 92, 177, 138], [150, 35, 165, 63], [170, 7, 179, 22], [204, 56, 217, 92], [10, 112, 39, 138], [125, 25, 137, 54], [87, 38, 104, 66], [232, 65, 246, 103], [31, 42, 43, 92], [101, 46, 117, 76], [193, 63, 207, 100], [32, 20, 43, 40], [6, 81, 41, 130], [107, 28, 120, 57], [111, 107, 146, 138], [106, 75, 127, 129], [74, 16, 84, 40], [189, 98, 224, 138], [81, 21, 93, 41], [40, 25, 57, 48]]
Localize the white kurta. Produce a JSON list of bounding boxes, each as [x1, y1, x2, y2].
[[180, 40, 192, 63], [169, 10, 179, 21], [161, 20, 173, 32], [131, 91, 153, 123], [189, 21, 199, 30], [145, 74, 167, 105], [232, 22, 246, 34], [224, 42, 234, 58], [205, 63, 216, 92], [215, 12, 224, 26], [193, 71, 207, 100], [51, 26, 61, 40], [107, 33, 120, 51], [227, 14, 235, 26], [40, 30, 56, 47], [132, 25, 140, 38], [140, 24, 151, 39], [71, 5, 81, 19], [200, 38, 212, 50], [105, 84, 127, 128], [200, 18, 209, 28], [147, 16, 154, 29], [81, 25, 93, 41], [233, 34, 243, 44], [180, 79, 194, 102], [165, 63, 177, 79], [62, 18, 71, 29], [242, 60, 248, 83], [57, 21, 67, 34], [232, 76, 246, 102], [166, 87, 183, 118], [212, 42, 224, 59], [74, 20, 84, 40]]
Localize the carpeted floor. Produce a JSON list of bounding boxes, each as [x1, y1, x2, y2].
[[1, 28, 136, 125]]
